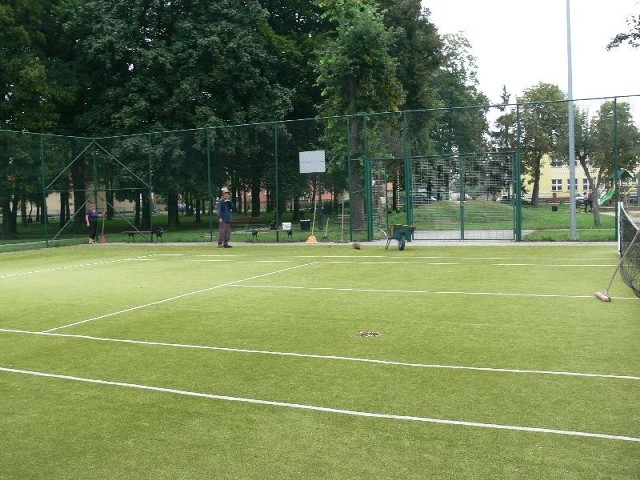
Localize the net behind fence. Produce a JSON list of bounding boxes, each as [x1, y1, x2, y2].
[[619, 205, 640, 299]]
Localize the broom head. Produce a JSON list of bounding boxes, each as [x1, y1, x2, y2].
[[99, 234, 106, 244], [594, 291, 611, 302]]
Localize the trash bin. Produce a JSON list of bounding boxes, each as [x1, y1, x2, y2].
[[300, 219, 311, 231]]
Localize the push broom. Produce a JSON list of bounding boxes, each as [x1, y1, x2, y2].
[[98, 210, 106, 244], [595, 226, 640, 302]]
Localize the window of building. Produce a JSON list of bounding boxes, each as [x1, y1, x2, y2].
[[551, 179, 563, 192], [568, 178, 578, 191], [550, 158, 563, 167]]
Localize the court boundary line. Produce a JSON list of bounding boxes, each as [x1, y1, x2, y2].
[[269, 258, 617, 268], [42, 262, 317, 333], [1, 366, 638, 443], [0, 254, 161, 280], [228, 284, 638, 300], [1, 328, 638, 382]]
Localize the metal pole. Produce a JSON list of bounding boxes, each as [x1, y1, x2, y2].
[[613, 98, 619, 241], [40, 135, 49, 246], [566, 0, 577, 239], [274, 123, 280, 242], [206, 128, 213, 242]]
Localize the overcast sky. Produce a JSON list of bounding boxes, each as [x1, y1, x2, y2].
[[422, 0, 639, 104]]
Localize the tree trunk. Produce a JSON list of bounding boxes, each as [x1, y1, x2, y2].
[[348, 77, 365, 231], [71, 159, 86, 234], [167, 192, 179, 229], [59, 191, 66, 225], [251, 181, 261, 217], [530, 154, 542, 205], [195, 198, 202, 223], [1, 196, 17, 237], [142, 194, 151, 229], [107, 187, 114, 220]]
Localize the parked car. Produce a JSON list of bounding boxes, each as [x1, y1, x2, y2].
[[412, 188, 435, 203], [496, 195, 531, 205], [625, 187, 638, 203], [449, 192, 472, 201]]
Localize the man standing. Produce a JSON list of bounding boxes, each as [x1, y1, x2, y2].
[[216, 188, 234, 248], [585, 190, 593, 212]]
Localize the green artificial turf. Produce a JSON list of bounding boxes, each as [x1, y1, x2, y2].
[[0, 244, 638, 479]]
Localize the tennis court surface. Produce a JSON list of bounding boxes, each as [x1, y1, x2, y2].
[[1, 243, 638, 478]]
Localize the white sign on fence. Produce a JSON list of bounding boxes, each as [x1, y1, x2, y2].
[[299, 150, 326, 173]]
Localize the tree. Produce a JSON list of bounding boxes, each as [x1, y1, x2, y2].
[[65, 0, 294, 226], [607, 9, 640, 49], [315, 0, 404, 230], [377, 0, 442, 112], [489, 87, 519, 199], [0, 0, 70, 236], [585, 100, 640, 225], [517, 83, 568, 205], [423, 33, 490, 200], [259, 0, 328, 120], [430, 33, 489, 155], [375, 0, 443, 208]]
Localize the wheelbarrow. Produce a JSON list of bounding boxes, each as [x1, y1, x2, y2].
[[384, 224, 416, 250]]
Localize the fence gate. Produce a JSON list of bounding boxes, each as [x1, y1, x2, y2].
[[368, 153, 519, 241]]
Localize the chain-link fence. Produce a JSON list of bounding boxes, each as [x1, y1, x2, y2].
[[1, 95, 638, 250]]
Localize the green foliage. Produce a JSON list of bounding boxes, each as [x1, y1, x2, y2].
[[66, 0, 293, 133], [607, 9, 640, 49], [589, 101, 640, 180], [377, 0, 443, 111], [315, 1, 405, 229], [430, 33, 490, 155], [0, 0, 55, 131], [517, 83, 568, 203], [316, 0, 405, 117]]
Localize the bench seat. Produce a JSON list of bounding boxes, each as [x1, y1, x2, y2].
[[123, 227, 164, 242]]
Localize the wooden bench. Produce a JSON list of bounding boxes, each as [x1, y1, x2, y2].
[[231, 218, 267, 242], [123, 227, 164, 243]]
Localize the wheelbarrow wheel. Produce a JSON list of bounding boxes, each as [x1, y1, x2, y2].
[[398, 236, 406, 250]]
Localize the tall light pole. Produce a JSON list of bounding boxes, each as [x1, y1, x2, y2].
[[566, 0, 577, 239]]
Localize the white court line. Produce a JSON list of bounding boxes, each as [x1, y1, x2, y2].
[[1, 328, 638, 382], [0, 254, 159, 280], [1, 366, 638, 443], [191, 259, 294, 263], [299, 259, 616, 267], [42, 262, 316, 333], [273, 254, 617, 262], [229, 284, 638, 300]]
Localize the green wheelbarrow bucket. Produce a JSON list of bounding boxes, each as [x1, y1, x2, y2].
[[384, 224, 416, 250]]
